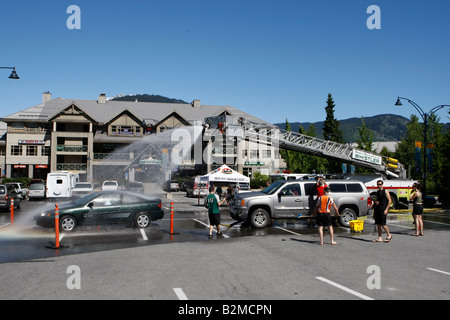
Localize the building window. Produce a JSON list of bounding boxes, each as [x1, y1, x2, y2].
[[110, 125, 141, 136], [11, 145, 22, 156], [262, 150, 271, 158], [250, 150, 259, 158], [10, 123, 24, 132], [26, 145, 38, 156], [42, 146, 50, 156]]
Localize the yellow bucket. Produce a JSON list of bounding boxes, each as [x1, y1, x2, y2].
[[349, 220, 364, 232]]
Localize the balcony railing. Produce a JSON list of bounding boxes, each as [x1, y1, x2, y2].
[[94, 153, 131, 160], [56, 145, 88, 152], [56, 163, 86, 171]]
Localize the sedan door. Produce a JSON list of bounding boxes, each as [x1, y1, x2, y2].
[[272, 183, 304, 218], [83, 193, 122, 225]]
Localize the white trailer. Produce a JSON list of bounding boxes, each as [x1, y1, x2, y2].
[[46, 171, 80, 200]]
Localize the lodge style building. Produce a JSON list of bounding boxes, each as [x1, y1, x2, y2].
[[0, 92, 285, 183]]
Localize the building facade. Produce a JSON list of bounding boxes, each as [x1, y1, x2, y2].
[[0, 92, 285, 183]]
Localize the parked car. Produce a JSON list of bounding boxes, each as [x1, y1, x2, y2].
[[185, 180, 209, 198], [28, 183, 46, 200], [5, 182, 28, 200], [35, 191, 164, 232], [230, 183, 251, 193], [128, 182, 144, 193], [102, 180, 119, 191], [230, 179, 373, 228], [72, 182, 94, 196], [0, 184, 22, 211], [165, 180, 180, 192]]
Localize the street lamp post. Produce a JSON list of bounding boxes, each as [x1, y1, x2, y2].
[[0, 66, 20, 79], [395, 97, 450, 199]]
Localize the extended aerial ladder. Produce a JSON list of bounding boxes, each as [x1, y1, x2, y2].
[[208, 115, 404, 178]]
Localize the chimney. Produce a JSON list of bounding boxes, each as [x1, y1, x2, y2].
[[192, 99, 201, 108], [42, 91, 52, 103], [97, 93, 106, 104]]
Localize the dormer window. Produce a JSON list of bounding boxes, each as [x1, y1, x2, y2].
[[110, 125, 141, 136]]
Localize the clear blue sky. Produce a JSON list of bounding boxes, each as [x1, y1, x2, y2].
[[1, 0, 449, 124]]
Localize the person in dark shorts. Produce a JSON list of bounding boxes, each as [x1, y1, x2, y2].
[[205, 186, 226, 239], [372, 180, 393, 243], [313, 187, 339, 245], [410, 183, 424, 236]]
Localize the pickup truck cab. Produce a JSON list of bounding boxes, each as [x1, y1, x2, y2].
[[230, 179, 372, 228]]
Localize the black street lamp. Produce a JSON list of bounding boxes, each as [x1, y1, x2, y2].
[[0, 66, 20, 79], [395, 97, 450, 200]]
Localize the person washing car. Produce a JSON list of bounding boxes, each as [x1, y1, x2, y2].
[[205, 186, 226, 239], [313, 187, 339, 245]]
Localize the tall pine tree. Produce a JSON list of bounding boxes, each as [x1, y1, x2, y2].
[[323, 93, 344, 173], [323, 93, 344, 144]]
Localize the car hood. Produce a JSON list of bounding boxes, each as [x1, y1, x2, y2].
[[234, 191, 266, 199]]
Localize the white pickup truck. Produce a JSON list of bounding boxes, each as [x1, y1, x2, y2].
[[102, 180, 119, 191]]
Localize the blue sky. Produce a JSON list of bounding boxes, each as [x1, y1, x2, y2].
[[1, 0, 449, 124]]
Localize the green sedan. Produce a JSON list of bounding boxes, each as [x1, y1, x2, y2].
[[35, 191, 164, 232]]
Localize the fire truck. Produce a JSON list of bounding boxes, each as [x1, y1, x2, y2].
[[346, 174, 417, 209]]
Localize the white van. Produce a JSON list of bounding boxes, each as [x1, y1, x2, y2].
[[46, 171, 80, 200]]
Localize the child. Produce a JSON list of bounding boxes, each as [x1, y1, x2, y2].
[[313, 187, 340, 245], [205, 186, 226, 239]]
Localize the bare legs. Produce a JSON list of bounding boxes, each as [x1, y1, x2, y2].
[[318, 226, 337, 245]]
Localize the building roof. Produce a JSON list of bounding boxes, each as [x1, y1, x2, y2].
[[2, 96, 275, 128]]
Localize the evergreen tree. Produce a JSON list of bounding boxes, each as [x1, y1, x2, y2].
[[323, 93, 344, 172], [323, 93, 344, 143], [356, 116, 374, 151], [280, 118, 293, 171]]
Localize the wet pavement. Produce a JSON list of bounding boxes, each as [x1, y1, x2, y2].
[[1, 191, 449, 264]]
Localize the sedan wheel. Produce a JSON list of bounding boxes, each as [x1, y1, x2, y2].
[[60, 215, 77, 232], [135, 212, 150, 228]]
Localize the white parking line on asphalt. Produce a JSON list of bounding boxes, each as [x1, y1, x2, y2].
[[275, 226, 302, 236], [140, 228, 148, 240], [316, 277, 374, 300], [0, 223, 10, 228], [427, 268, 450, 276], [174, 288, 189, 300], [193, 218, 230, 238]]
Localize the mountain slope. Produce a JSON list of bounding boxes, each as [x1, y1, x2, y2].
[[275, 114, 409, 142]]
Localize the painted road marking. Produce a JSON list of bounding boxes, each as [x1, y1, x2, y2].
[[174, 288, 188, 300], [140, 228, 148, 240], [193, 218, 230, 238], [427, 268, 450, 276], [316, 277, 374, 300], [275, 226, 302, 236], [0, 223, 10, 228]]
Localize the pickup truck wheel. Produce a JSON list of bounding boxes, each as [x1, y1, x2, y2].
[[249, 208, 270, 228], [338, 208, 357, 227]]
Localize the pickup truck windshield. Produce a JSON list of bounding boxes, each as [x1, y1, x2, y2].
[[262, 181, 284, 195]]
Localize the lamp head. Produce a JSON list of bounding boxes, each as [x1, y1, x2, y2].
[[8, 68, 19, 79], [395, 97, 402, 106]]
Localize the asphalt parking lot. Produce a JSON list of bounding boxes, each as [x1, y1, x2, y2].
[[1, 191, 449, 301]]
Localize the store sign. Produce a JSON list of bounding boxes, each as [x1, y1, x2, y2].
[[244, 162, 265, 166], [18, 140, 45, 145]]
